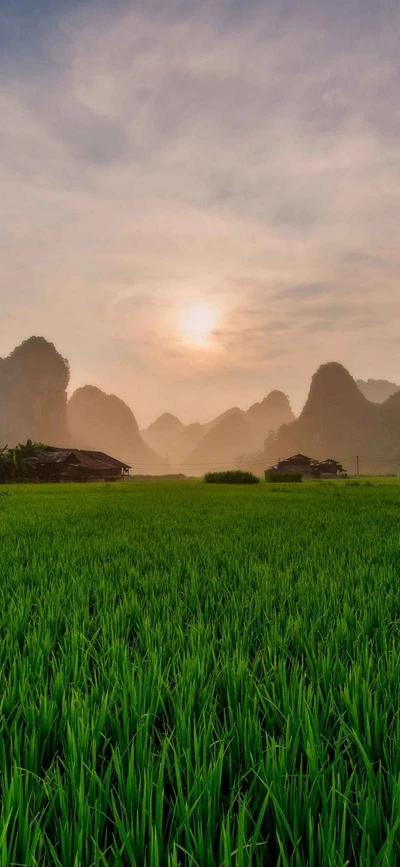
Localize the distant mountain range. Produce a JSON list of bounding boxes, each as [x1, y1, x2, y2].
[[1, 336, 399, 476], [356, 379, 400, 404], [248, 364, 400, 476], [141, 391, 294, 471]]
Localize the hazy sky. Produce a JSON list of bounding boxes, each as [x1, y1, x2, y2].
[[1, 0, 399, 425]]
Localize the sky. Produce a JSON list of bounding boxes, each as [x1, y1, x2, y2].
[[1, 0, 399, 426]]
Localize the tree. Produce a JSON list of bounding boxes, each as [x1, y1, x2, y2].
[[9, 440, 46, 479], [0, 446, 12, 482]]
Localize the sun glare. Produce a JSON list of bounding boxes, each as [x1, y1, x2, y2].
[[179, 301, 218, 347]]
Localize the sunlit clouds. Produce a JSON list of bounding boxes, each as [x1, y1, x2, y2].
[[178, 302, 219, 347], [0, 1, 400, 423]]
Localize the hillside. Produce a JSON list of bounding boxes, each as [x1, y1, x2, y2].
[[0, 336, 70, 447], [68, 386, 164, 471], [244, 391, 294, 451], [183, 410, 249, 473], [357, 378, 400, 403], [141, 413, 185, 455], [144, 391, 293, 472], [380, 389, 400, 441]]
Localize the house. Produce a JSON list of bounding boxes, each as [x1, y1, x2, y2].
[[265, 453, 346, 479], [317, 458, 346, 478], [35, 447, 130, 482], [267, 453, 318, 476]]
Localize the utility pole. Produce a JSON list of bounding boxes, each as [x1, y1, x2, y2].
[[356, 455, 359, 476]]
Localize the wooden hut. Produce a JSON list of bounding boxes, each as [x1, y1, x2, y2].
[[266, 453, 346, 479], [35, 448, 130, 482]]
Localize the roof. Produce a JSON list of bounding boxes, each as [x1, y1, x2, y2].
[[81, 450, 130, 470], [38, 449, 77, 465], [38, 448, 130, 470], [279, 453, 316, 464]]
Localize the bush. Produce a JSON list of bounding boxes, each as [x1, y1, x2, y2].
[[265, 470, 302, 482], [204, 470, 259, 485]]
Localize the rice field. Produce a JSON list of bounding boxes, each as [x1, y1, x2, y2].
[[0, 478, 400, 866]]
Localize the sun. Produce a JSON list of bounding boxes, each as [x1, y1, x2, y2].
[[179, 301, 218, 347]]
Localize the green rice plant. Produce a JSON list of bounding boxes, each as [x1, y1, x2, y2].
[[0, 479, 399, 864]]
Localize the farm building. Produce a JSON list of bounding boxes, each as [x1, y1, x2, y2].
[[266, 453, 346, 479], [317, 458, 346, 477], [35, 448, 130, 482]]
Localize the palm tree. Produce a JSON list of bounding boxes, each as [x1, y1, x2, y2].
[[9, 440, 46, 479]]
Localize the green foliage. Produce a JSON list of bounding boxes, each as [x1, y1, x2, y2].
[[0, 479, 399, 864], [204, 469, 260, 484], [265, 470, 303, 482], [8, 439, 46, 480], [0, 446, 12, 482]]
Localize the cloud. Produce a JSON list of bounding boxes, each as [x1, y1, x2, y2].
[[0, 1, 399, 423]]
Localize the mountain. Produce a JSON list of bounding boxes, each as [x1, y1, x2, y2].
[[142, 391, 294, 472], [68, 386, 164, 470], [141, 413, 185, 456], [246, 390, 293, 427], [251, 362, 398, 475], [380, 389, 400, 438], [166, 422, 205, 465], [141, 413, 206, 466], [202, 406, 245, 434], [2, 337, 399, 477], [0, 336, 70, 447], [357, 378, 400, 404], [182, 391, 294, 473], [183, 410, 249, 473], [245, 391, 294, 451], [141, 407, 246, 466]]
